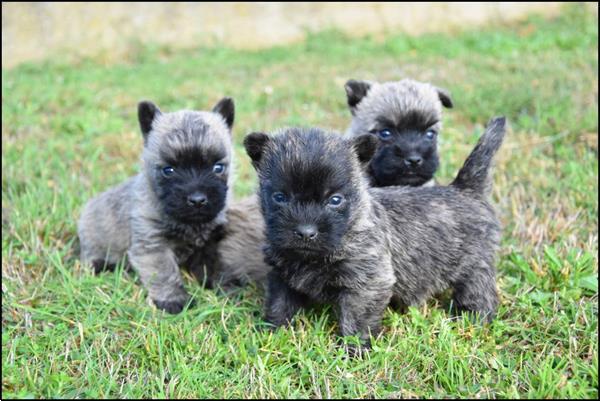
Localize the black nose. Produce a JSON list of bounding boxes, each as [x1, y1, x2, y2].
[[294, 224, 318, 241], [404, 156, 423, 167], [187, 192, 208, 207]]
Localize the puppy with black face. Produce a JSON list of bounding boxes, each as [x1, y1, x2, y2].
[[345, 78, 453, 187], [250, 129, 378, 261], [245, 127, 395, 354], [78, 98, 235, 313], [246, 118, 505, 353]]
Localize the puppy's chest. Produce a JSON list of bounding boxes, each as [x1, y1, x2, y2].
[[280, 259, 353, 302], [161, 221, 218, 260]]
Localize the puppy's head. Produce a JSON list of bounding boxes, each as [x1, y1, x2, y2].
[[345, 78, 453, 187], [138, 97, 235, 225], [244, 127, 376, 259]]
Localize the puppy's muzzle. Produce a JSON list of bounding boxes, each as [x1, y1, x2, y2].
[[186, 191, 208, 208], [294, 224, 318, 241], [404, 155, 423, 167]]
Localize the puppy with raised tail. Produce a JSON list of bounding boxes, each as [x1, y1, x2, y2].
[[244, 117, 506, 353]]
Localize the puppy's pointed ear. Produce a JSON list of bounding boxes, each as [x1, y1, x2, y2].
[[138, 101, 162, 143], [436, 87, 453, 108], [244, 132, 271, 169], [351, 134, 377, 166], [344, 79, 372, 115], [212, 97, 235, 130]]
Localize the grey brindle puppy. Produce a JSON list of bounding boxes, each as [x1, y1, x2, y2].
[[78, 98, 235, 313], [211, 78, 452, 289], [244, 117, 505, 352], [345, 78, 453, 187]]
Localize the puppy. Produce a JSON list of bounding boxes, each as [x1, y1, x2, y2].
[[78, 98, 235, 313], [345, 78, 453, 187], [244, 117, 505, 351], [212, 78, 453, 290]]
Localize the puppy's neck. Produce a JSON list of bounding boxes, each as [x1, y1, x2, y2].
[[160, 217, 223, 247]]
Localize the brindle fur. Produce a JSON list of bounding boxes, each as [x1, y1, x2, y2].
[[78, 98, 235, 313]]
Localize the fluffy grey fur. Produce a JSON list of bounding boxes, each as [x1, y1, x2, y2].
[[244, 117, 505, 352], [209, 195, 267, 289], [78, 98, 235, 313], [345, 78, 453, 188], [211, 78, 451, 290]]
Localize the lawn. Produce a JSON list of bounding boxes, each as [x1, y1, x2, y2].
[[2, 4, 598, 398]]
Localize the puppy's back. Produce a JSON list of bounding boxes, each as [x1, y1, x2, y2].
[[370, 184, 500, 307]]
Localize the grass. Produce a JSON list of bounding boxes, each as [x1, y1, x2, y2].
[[2, 4, 598, 398]]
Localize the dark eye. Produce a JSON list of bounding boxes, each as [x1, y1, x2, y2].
[[425, 129, 437, 140], [213, 163, 225, 174], [377, 129, 392, 140], [162, 166, 175, 177], [272, 192, 288, 204], [328, 195, 344, 207]]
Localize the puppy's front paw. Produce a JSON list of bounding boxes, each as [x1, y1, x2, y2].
[[254, 319, 283, 333], [213, 279, 245, 296], [153, 297, 195, 314], [91, 259, 116, 274], [339, 338, 372, 358]]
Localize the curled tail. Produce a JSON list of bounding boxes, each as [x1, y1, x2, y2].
[[451, 116, 506, 196]]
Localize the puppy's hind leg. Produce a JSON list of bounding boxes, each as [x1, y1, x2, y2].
[[80, 242, 127, 275], [451, 263, 498, 323]]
